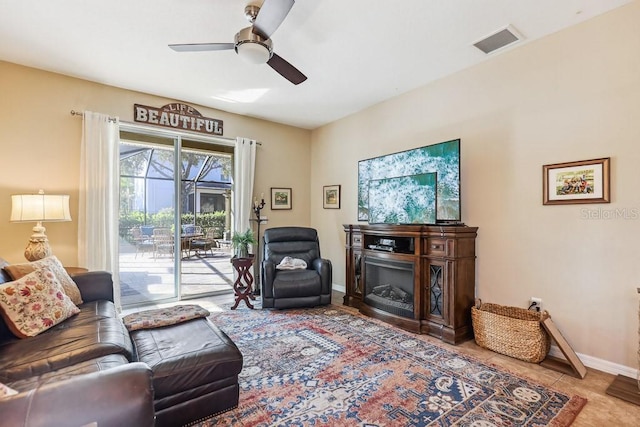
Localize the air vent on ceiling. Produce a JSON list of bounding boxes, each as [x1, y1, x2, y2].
[[473, 25, 522, 54]]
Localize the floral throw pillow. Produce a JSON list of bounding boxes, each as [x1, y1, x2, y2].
[[1, 382, 18, 398], [0, 267, 80, 338], [3, 255, 83, 305]]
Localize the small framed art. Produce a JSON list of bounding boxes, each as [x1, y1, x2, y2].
[[271, 187, 292, 210], [542, 157, 610, 205], [323, 185, 341, 209]]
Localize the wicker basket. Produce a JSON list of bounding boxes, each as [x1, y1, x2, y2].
[[471, 299, 551, 363]]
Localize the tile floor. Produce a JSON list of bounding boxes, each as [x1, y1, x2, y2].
[[119, 240, 235, 306], [124, 290, 640, 426]]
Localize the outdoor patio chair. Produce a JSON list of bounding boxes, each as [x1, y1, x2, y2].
[[153, 228, 174, 258], [130, 227, 154, 258], [140, 225, 155, 237], [189, 228, 217, 257], [181, 225, 203, 258], [181, 224, 202, 235]]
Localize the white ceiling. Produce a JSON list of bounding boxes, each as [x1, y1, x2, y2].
[[0, 0, 633, 130]]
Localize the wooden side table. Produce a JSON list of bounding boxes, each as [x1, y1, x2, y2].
[[230, 256, 256, 310], [64, 267, 89, 277]]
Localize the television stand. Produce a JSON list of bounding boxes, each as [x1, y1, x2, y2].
[[343, 223, 478, 344]]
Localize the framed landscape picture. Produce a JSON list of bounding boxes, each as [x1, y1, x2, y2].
[[323, 185, 341, 209], [543, 157, 610, 205], [271, 187, 292, 210]]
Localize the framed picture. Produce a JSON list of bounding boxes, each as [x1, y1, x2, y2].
[[543, 157, 610, 205], [323, 185, 341, 209], [271, 187, 292, 210]]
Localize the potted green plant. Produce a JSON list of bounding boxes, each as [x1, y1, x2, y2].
[[231, 228, 257, 259]]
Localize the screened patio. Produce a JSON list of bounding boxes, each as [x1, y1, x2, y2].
[[118, 138, 237, 306]]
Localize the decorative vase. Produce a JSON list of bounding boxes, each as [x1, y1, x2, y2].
[[236, 245, 249, 259]]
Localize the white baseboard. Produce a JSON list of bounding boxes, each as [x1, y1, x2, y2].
[[549, 345, 639, 378], [333, 283, 345, 293]]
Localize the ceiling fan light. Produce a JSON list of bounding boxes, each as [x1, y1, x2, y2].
[[237, 42, 271, 64]]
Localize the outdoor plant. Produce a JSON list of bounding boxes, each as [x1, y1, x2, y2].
[[121, 210, 226, 236], [119, 210, 150, 238], [182, 212, 225, 237], [231, 228, 257, 258], [151, 207, 175, 228]]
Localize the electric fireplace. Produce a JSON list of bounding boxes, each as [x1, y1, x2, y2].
[[363, 257, 414, 319], [343, 224, 478, 344]]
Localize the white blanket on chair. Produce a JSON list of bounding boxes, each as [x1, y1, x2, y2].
[[276, 256, 307, 270]]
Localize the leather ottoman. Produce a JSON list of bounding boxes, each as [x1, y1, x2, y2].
[[130, 318, 243, 427]]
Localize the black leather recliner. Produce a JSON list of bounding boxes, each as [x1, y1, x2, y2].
[[261, 227, 332, 309]]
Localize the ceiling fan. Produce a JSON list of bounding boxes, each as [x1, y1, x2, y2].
[[169, 0, 307, 85]]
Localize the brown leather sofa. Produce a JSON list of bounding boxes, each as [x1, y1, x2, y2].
[[0, 258, 243, 426], [0, 259, 155, 426]]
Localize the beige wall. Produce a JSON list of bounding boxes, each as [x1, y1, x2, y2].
[[0, 61, 311, 265], [1, 2, 639, 371], [311, 2, 640, 369]]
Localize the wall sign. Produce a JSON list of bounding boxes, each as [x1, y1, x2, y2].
[[134, 103, 223, 136]]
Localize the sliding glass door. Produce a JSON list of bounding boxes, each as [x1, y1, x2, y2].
[[179, 140, 234, 299], [119, 133, 179, 305], [117, 126, 235, 307]]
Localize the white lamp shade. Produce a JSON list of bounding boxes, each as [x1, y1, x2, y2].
[[236, 42, 271, 64], [10, 194, 71, 222]]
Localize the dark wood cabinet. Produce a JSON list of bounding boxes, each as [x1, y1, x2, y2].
[[343, 224, 478, 344], [343, 225, 364, 307]]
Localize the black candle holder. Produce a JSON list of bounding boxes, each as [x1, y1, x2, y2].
[[253, 198, 266, 220], [251, 197, 266, 296]]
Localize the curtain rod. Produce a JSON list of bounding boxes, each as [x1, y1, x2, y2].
[[70, 110, 118, 123], [69, 110, 261, 145]]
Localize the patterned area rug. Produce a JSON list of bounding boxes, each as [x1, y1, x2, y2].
[[197, 305, 586, 426]]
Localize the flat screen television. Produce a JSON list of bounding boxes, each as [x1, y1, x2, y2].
[[368, 173, 437, 224], [358, 139, 460, 222]]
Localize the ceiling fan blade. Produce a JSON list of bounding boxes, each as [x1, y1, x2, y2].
[[253, 0, 295, 39], [169, 43, 235, 52], [267, 52, 307, 85]]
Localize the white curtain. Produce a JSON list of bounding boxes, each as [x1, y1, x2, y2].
[[78, 111, 121, 309], [233, 137, 257, 241]]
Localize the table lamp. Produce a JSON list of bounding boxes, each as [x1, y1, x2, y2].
[[10, 190, 71, 261]]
